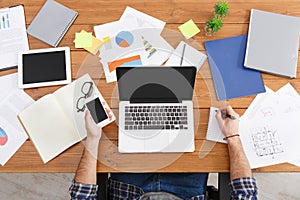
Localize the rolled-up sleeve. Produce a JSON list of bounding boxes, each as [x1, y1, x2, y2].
[[69, 179, 98, 200], [230, 177, 258, 200]]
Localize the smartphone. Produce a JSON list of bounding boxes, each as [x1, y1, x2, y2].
[[85, 96, 110, 127]]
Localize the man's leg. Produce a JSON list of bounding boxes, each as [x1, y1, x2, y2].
[[160, 173, 209, 199]]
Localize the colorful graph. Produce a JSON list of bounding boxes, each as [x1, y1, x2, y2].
[[0, 127, 8, 146], [115, 31, 134, 48], [142, 36, 157, 58], [108, 55, 142, 72]]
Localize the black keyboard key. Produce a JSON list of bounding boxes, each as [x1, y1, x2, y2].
[[125, 126, 128, 130]]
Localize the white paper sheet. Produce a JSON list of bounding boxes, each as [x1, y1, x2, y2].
[[99, 29, 173, 83], [206, 107, 227, 144], [0, 115, 28, 165], [0, 5, 29, 70], [240, 110, 300, 169], [165, 41, 207, 71], [0, 73, 19, 98], [0, 73, 34, 165], [120, 6, 166, 32], [0, 90, 34, 133], [240, 83, 300, 168], [276, 83, 300, 167]]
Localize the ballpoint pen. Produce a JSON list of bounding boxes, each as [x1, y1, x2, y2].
[[180, 43, 186, 66], [215, 110, 236, 120]]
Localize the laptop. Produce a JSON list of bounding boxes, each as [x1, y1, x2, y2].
[[116, 66, 196, 153]]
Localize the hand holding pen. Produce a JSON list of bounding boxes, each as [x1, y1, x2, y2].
[[215, 105, 240, 139]]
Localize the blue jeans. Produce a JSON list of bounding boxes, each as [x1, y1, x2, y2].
[[110, 173, 208, 199]]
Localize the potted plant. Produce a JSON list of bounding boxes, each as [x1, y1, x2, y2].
[[205, 16, 223, 36], [214, 1, 230, 18], [205, 1, 229, 36]]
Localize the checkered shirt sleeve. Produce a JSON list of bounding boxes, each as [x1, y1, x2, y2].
[[230, 177, 258, 200], [69, 179, 98, 200]]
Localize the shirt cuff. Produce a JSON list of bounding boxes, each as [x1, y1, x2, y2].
[[230, 177, 258, 199], [69, 179, 98, 199]]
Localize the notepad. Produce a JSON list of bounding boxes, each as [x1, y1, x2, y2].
[[204, 35, 266, 100], [165, 41, 206, 71], [27, 0, 78, 47]]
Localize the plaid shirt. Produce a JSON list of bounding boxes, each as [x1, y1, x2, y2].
[[69, 177, 257, 200]]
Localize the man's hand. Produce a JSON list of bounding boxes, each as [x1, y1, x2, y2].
[[215, 105, 252, 180], [215, 105, 239, 137], [85, 110, 102, 141]]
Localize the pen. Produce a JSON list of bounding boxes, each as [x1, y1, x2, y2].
[[180, 43, 186, 66], [221, 111, 236, 120], [215, 110, 236, 120]]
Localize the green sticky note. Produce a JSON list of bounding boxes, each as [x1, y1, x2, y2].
[[75, 32, 93, 48], [178, 19, 200, 39]]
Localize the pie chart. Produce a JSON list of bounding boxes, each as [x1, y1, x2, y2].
[[115, 31, 134, 48], [0, 127, 8, 146]]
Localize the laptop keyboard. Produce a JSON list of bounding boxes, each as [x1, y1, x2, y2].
[[124, 105, 188, 130]]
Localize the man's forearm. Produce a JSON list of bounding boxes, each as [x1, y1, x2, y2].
[[227, 136, 252, 180], [74, 138, 99, 184]]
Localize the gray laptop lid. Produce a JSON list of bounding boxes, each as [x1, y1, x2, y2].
[[116, 66, 196, 103]]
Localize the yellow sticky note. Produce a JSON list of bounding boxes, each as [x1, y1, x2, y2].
[[84, 34, 103, 55], [73, 30, 103, 55], [74, 32, 93, 48], [178, 19, 200, 39]]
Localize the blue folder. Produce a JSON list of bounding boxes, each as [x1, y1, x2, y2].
[[204, 34, 265, 100]]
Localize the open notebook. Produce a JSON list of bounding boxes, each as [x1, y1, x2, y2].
[[18, 74, 114, 163]]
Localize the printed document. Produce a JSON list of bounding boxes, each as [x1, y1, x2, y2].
[[0, 5, 29, 70]]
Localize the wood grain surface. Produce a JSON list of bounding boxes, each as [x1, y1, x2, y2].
[[0, 0, 300, 172]]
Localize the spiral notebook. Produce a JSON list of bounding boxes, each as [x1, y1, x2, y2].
[[27, 0, 78, 47]]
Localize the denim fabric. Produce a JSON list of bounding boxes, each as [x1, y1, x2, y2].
[[110, 173, 208, 199]]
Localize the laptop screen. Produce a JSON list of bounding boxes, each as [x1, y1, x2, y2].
[[116, 67, 196, 103]]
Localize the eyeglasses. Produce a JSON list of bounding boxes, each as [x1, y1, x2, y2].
[[76, 81, 94, 112]]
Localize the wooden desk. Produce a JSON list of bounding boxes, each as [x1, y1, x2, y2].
[[1, 0, 300, 173]]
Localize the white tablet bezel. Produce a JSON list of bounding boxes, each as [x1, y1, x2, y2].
[[18, 47, 71, 89], [85, 96, 111, 128]]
